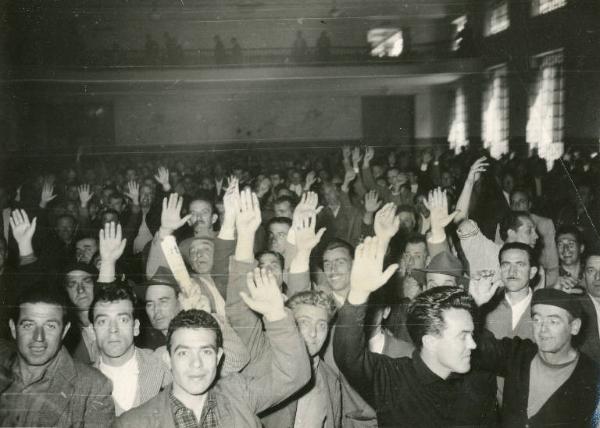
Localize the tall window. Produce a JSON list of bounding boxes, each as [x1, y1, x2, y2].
[[526, 50, 564, 168], [482, 64, 509, 159], [485, 0, 509, 36], [448, 86, 468, 154], [532, 0, 566, 16]]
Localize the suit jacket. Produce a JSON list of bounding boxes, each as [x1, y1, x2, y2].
[[0, 346, 114, 427], [114, 312, 311, 428], [94, 347, 171, 414], [579, 293, 600, 363]]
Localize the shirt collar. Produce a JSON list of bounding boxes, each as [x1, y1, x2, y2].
[[99, 348, 139, 374], [169, 386, 216, 414], [411, 350, 445, 385], [504, 287, 532, 308]]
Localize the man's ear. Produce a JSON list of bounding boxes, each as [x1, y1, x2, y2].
[[133, 319, 140, 337], [529, 266, 539, 280], [62, 321, 71, 340], [211, 213, 218, 225], [422, 334, 437, 353], [571, 318, 582, 336], [425, 256, 431, 266], [382, 306, 392, 320], [9, 319, 16, 340]]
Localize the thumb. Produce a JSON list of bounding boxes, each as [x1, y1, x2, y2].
[[239, 292, 258, 311], [315, 227, 327, 241], [443, 210, 459, 226], [176, 214, 192, 229], [31, 217, 37, 231], [381, 263, 399, 285]]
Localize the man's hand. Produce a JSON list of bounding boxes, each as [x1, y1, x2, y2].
[[39, 182, 57, 209], [160, 193, 191, 236], [99, 222, 127, 263], [363, 146, 374, 167], [124, 181, 140, 206], [294, 212, 326, 253], [78, 184, 94, 208], [348, 236, 398, 304], [467, 157, 489, 184], [178, 285, 212, 312], [304, 171, 317, 190], [241, 268, 286, 322], [10, 209, 36, 256], [403, 276, 421, 301], [221, 177, 240, 229], [469, 274, 502, 306], [294, 191, 322, 220], [342, 145, 351, 160], [154, 167, 171, 192], [424, 188, 457, 242], [374, 202, 399, 243], [235, 188, 261, 235], [556, 275, 584, 294], [364, 190, 382, 214], [351, 147, 362, 169], [388, 150, 396, 167]]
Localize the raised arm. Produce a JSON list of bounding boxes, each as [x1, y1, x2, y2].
[[288, 211, 326, 295], [98, 222, 126, 283], [423, 188, 456, 257], [454, 157, 488, 224], [333, 236, 398, 407]]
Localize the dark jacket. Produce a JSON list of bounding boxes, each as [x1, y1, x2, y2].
[[579, 293, 600, 363], [0, 346, 114, 427], [476, 329, 600, 427]]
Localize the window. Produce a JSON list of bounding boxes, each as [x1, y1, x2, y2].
[[526, 50, 564, 169], [367, 28, 404, 58], [485, 0, 509, 36], [448, 86, 468, 154], [482, 64, 509, 159], [532, 0, 566, 16]]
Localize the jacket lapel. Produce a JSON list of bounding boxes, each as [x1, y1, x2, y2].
[[136, 348, 166, 406], [40, 348, 77, 425]]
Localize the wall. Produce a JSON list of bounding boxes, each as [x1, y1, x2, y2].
[[114, 92, 362, 145]]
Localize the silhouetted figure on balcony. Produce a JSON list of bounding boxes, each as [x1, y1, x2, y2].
[[230, 37, 242, 64], [214, 35, 226, 64], [292, 30, 308, 63], [316, 31, 331, 62], [144, 34, 160, 65]]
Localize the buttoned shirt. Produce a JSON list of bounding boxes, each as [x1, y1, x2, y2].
[[169, 388, 218, 428]]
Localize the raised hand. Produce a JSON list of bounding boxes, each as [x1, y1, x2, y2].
[[154, 167, 171, 191], [351, 147, 362, 168], [388, 150, 397, 166], [39, 182, 57, 208], [124, 181, 140, 206], [222, 177, 240, 226], [304, 171, 317, 190], [160, 193, 191, 235], [342, 145, 351, 160], [294, 191, 322, 220], [294, 212, 326, 253], [10, 209, 36, 253], [235, 188, 261, 235], [423, 188, 457, 241], [240, 268, 286, 322], [178, 285, 212, 312], [78, 184, 94, 207], [363, 146, 375, 166], [364, 190, 382, 213], [349, 236, 398, 303], [99, 221, 126, 263], [467, 157, 489, 184], [374, 202, 399, 242], [469, 274, 502, 307], [556, 275, 584, 294]]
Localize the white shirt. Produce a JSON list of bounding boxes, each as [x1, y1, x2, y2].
[[133, 213, 153, 254], [505, 288, 532, 330], [369, 330, 386, 354], [99, 350, 140, 415]]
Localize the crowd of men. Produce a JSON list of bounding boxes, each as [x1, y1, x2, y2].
[[0, 143, 599, 427]]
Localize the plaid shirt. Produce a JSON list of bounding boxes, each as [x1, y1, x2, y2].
[[169, 389, 218, 428]]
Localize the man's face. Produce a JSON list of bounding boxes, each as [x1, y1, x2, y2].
[[426, 273, 457, 290], [508, 216, 538, 247], [274, 201, 293, 219], [500, 248, 536, 293], [108, 197, 125, 214], [56, 217, 76, 243], [557, 233, 582, 267], [428, 308, 476, 375], [532, 304, 579, 354], [290, 171, 302, 185], [502, 174, 514, 193], [93, 299, 139, 360], [323, 247, 353, 292], [268, 222, 290, 254], [10, 303, 69, 367], [65, 270, 95, 311], [170, 328, 223, 397], [510, 191, 530, 212], [402, 242, 428, 273], [102, 213, 119, 227], [75, 238, 98, 264], [386, 169, 407, 188], [189, 239, 215, 274], [145, 285, 181, 333], [257, 253, 283, 288], [139, 185, 154, 208], [292, 304, 329, 357], [125, 169, 137, 182], [270, 174, 282, 188], [398, 211, 416, 233], [188, 200, 216, 232], [584, 256, 600, 298], [321, 184, 339, 207]]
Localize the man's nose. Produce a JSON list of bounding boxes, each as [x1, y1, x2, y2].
[[33, 325, 45, 342], [76, 282, 86, 293]]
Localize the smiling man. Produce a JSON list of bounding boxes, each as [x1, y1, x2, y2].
[[0, 286, 114, 427], [114, 268, 310, 428], [91, 282, 171, 415]]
